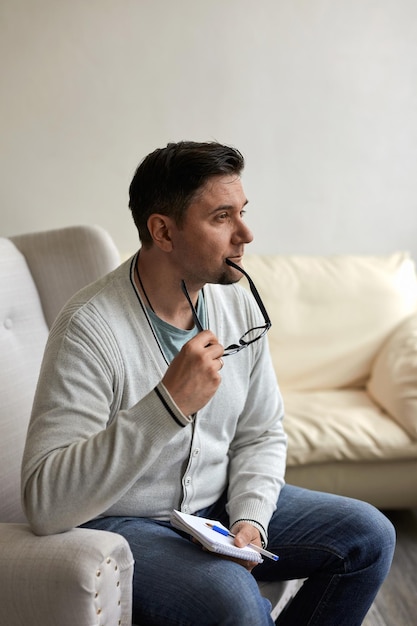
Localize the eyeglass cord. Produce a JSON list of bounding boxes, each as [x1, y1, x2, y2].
[[135, 256, 155, 313]]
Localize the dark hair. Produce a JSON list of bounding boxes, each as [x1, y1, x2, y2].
[[128, 141, 245, 246]]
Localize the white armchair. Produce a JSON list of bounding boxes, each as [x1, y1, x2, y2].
[[0, 226, 134, 625], [0, 524, 134, 625]]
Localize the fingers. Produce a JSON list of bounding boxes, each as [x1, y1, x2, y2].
[[193, 330, 223, 353], [161, 330, 225, 416], [231, 522, 262, 550]]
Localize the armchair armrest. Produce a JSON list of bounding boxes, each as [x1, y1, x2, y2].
[[367, 312, 417, 439], [0, 524, 134, 626]]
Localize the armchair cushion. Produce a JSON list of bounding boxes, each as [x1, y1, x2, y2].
[[0, 524, 134, 626], [0, 239, 49, 522], [367, 313, 417, 439]]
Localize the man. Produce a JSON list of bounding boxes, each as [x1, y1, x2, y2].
[[22, 141, 395, 625]]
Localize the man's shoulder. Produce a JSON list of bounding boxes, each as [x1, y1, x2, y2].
[[50, 258, 134, 333]]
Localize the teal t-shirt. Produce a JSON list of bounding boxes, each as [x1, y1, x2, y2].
[[146, 292, 207, 363]]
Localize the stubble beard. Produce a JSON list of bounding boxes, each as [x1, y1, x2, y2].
[[216, 268, 242, 286]]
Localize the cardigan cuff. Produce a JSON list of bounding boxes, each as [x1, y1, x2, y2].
[[154, 382, 194, 427]]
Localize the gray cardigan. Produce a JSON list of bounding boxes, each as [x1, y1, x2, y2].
[[22, 256, 287, 537]]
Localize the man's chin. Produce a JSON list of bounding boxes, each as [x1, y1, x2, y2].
[[217, 269, 242, 286]]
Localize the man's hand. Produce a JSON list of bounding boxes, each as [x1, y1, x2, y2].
[[162, 330, 224, 416], [229, 521, 263, 572], [192, 520, 262, 572]]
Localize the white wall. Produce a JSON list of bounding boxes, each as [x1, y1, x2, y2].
[[1, 0, 417, 259]]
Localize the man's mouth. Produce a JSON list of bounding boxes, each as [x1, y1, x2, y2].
[[226, 254, 244, 264], [225, 258, 243, 269]]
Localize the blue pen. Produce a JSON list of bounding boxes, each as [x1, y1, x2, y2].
[[206, 523, 279, 561]]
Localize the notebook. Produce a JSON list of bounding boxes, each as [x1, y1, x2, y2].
[[170, 509, 263, 563]]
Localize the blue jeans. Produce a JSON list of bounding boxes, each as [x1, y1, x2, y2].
[[81, 485, 395, 625]]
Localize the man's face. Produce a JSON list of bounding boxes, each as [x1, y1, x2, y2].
[[169, 174, 254, 289]]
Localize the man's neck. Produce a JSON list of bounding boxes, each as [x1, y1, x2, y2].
[[135, 248, 198, 330]]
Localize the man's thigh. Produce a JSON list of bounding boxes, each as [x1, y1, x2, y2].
[[254, 483, 386, 582], [83, 516, 272, 626]]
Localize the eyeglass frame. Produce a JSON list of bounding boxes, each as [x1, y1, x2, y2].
[[181, 258, 272, 357]]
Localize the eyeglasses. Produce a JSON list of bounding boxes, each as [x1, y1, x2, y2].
[[181, 258, 271, 357]]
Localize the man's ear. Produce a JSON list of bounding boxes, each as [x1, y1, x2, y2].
[[147, 214, 174, 251]]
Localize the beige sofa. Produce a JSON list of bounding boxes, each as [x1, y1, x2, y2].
[[1, 225, 416, 623], [244, 253, 417, 508]]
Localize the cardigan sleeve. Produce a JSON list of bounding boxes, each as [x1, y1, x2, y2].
[[21, 302, 188, 536]]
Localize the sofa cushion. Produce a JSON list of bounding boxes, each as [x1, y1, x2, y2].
[[0, 239, 49, 522], [284, 389, 417, 466], [367, 313, 417, 439], [243, 253, 417, 390]]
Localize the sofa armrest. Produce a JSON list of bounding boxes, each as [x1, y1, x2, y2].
[[0, 524, 134, 626], [367, 312, 417, 439]]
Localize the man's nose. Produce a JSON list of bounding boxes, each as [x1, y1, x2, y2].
[[233, 219, 254, 245]]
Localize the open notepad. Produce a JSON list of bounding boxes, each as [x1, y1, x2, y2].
[[170, 509, 263, 563]]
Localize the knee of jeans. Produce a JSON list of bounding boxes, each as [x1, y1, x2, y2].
[[350, 502, 396, 572], [371, 506, 395, 552], [375, 510, 396, 565]]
